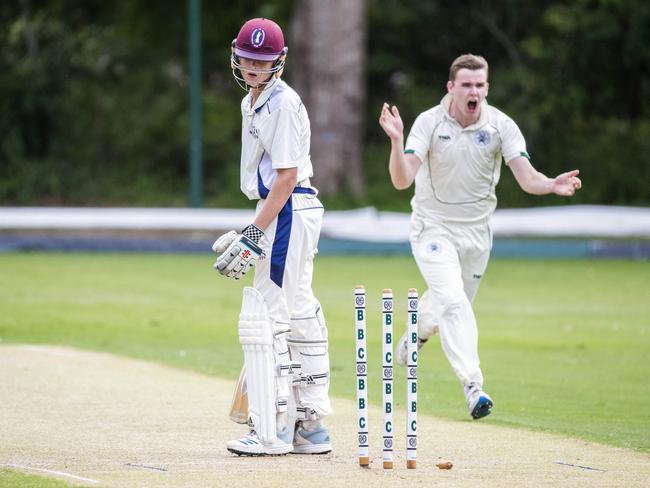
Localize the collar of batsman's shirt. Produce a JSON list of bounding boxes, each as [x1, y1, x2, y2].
[[247, 76, 281, 114]]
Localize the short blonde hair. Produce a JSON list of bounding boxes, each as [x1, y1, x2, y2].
[[449, 54, 489, 82]]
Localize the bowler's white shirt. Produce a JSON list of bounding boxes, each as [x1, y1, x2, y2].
[[240, 78, 313, 199], [406, 93, 527, 224]]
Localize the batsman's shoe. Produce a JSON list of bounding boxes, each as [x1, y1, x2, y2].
[[464, 383, 493, 420], [395, 330, 428, 367], [292, 423, 332, 455], [227, 429, 293, 456]]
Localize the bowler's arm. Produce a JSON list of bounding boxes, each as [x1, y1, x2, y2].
[[389, 141, 421, 190], [379, 103, 421, 190], [508, 156, 582, 196]]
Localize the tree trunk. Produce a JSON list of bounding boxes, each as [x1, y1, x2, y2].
[[289, 0, 367, 196], [20, 0, 38, 57]]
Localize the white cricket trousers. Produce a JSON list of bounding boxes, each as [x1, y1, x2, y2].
[[410, 218, 492, 387], [254, 191, 332, 420]]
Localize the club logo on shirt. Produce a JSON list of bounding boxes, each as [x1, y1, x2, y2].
[[249, 125, 259, 139], [474, 130, 491, 147], [427, 242, 442, 255], [251, 28, 266, 47]]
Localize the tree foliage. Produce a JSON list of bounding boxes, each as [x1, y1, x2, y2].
[[0, 0, 648, 209]]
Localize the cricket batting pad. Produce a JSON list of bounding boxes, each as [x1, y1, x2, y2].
[[238, 287, 277, 443], [288, 302, 332, 419]]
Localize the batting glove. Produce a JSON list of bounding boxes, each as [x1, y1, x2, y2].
[[213, 225, 265, 280]]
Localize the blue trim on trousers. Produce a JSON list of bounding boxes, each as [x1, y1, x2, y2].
[[257, 167, 316, 287]]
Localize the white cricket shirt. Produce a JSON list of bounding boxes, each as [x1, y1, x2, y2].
[[240, 78, 314, 200], [405, 93, 528, 224]]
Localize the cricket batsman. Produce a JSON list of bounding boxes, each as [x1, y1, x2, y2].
[[212, 17, 332, 456]]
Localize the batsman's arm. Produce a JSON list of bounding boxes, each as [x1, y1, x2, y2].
[[211, 167, 296, 280], [253, 166, 298, 232]]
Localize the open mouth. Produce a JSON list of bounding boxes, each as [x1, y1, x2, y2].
[[467, 100, 478, 112], [244, 73, 259, 85]]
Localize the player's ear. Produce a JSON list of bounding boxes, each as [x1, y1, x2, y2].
[[446, 80, 454, 93], [274, 46, 288, 79]]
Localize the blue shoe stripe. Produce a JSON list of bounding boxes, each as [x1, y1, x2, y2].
[[471, 396, 494, 419]]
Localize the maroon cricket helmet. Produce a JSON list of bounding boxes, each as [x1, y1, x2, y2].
[[234, 18, 285, 61]]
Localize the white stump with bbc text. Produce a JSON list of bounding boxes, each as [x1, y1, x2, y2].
[[406, 288, 418, 469], [354, 286, 369, 467], [381, 289, 394, 469]]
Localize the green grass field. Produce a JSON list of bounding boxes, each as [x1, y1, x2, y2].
[[0, 468, 76, 488], [1, 252, 649, 455]]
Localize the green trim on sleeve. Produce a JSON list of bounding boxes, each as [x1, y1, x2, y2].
[[520, 151, 531, 160], [404, 149, 415, 154]]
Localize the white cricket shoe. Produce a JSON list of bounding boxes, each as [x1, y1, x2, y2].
[[292, 422, 332, 454], [395, 330, 428, 366], [227, 429, 293, 456], [464, 383, 493, 420]]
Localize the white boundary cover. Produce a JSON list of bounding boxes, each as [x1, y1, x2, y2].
[[1, 205, 649, 240]]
